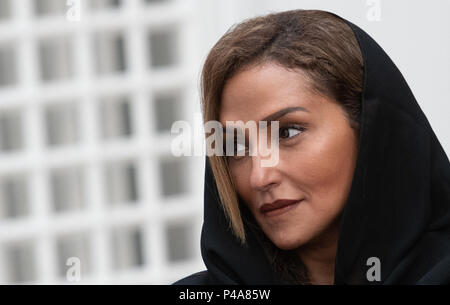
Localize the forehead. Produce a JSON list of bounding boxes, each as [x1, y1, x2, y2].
[[219, 63, 318, 124]]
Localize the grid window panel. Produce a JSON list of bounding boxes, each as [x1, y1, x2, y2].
[[111, 225, 144, 271], [44, 101, 80, 147], [153, 91, 185, 133], [104, 160, 139, 205], [38, 35, 74, 82], [94, 31, 127, 76], [56, 232, 91, 278], [144, 0, 172, 5], [159, 157, 188, 197], [49, 166, 85, 213], [148, 28, 179, 68], [0, 109, 24, 152], [0, 0, 205, 284], [100, 96, 133, 140], [0, 174, 29, 219], [0, 0, 11, 20], [166, 221, 194, 263], [0, 44, 18, 87], [34, 0, 67, 17], [90, 0, 122, 10], [2, 241, 36, 284]]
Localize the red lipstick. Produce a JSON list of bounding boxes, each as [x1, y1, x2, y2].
[[260, 199, 301, 217]]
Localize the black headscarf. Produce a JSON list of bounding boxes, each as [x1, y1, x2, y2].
[[174, 11, 450, 285]]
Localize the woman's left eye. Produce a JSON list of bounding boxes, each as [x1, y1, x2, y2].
[[279, 125, 305, 139]]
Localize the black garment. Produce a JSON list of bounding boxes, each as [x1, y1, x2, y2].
[[173, 11, 450, 285]]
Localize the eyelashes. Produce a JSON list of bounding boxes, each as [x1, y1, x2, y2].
[[279, 124, 306, 140], [224, 122, 307, 161]]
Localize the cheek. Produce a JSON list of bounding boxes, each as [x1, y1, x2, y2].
[[229, 161, 253, 202], [288, 127, 357, 205]]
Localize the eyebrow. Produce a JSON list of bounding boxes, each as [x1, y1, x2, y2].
[[221, 106, 309, 135], [261, 106, 309, 122]]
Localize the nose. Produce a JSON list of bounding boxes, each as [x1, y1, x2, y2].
[[249, 154, 280, 192]]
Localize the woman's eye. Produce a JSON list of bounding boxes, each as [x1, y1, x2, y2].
[[225, 142, 248, 161], [279, 125, 304, 139], [235, 143, 246, 154], [232, 143, 248, 159]]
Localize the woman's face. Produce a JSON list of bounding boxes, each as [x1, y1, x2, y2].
[[220, 62, 358, 250]]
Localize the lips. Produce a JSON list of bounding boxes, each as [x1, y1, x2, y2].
[[260, 199, 302, 217]]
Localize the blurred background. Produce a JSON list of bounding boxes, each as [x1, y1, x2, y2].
[[0, 0, 448, 284]]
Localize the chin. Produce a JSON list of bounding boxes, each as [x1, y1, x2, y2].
[[269, 229, 311, 251]]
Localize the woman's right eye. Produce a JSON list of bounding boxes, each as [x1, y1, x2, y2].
[[232, 143, 248, 159], [224, 142, 248, 160], [235, 143, 246, 153]]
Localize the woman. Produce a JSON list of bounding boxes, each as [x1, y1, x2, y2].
[[175, 10, 450, 284]]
